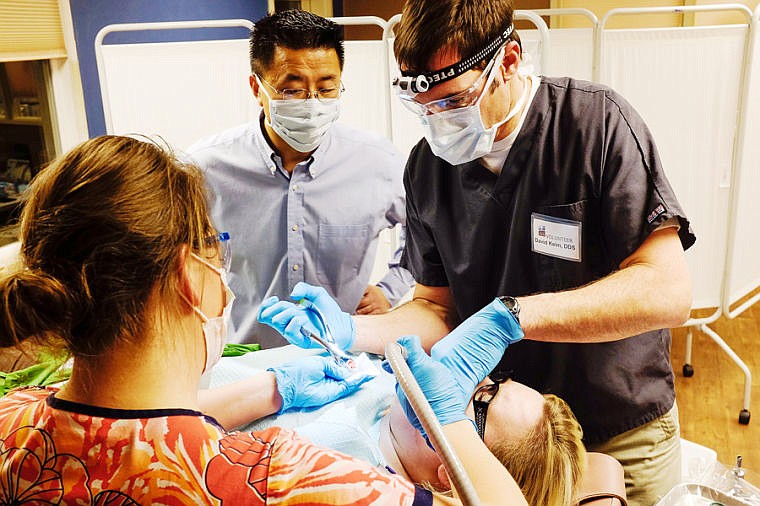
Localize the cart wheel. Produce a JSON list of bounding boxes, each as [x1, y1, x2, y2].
[[739, 410, 750, 425], [682, 364, 694, 377]]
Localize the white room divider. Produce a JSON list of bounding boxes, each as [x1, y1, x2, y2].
[[95, 20, 256, 151], [597, 4, 755, 424]]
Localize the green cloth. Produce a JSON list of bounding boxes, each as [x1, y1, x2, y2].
[[0, 343, 261, 397], [0, 351, 71, 397], [221, 343, 261, 357]]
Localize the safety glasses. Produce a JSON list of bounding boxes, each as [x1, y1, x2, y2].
[[395, 47, 504, 117], [472, 369, 513, 441], [201, 231, 231, 271]]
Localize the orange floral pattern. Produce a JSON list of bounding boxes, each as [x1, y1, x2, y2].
[[0, 387, 420, 505]]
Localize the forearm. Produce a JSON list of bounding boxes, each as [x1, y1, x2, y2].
[[520, 259, 691, 343], [438, 421, 528, 506], [198, 371, 282, 430], [353, 298, 455, 354]]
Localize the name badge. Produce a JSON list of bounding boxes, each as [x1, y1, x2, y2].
[[531, 213, 582, 262]]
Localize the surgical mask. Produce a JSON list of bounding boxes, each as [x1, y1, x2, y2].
[[420, 59, 530, 166], [188, 253, 235, 373], [257, 77, 341, 153]]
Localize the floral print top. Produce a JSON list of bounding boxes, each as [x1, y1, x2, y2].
[[0, 387, 432, 505]]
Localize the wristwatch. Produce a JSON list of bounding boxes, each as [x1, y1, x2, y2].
[[498, 296, 520, 322]]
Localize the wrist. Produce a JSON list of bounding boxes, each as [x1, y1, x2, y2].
[[497, 296, 520, 323]]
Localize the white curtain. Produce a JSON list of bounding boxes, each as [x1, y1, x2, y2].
[[727, 22, 760, 311], [101, 39, 256, 151], [600, 25, 748, 309]]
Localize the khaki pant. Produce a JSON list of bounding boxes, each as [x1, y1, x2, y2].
[[588, 403, 681, 506]]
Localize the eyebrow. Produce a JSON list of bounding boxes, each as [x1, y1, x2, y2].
[[280, 73, 339, 86]]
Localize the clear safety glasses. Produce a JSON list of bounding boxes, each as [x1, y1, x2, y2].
[[201, 231, 231, 271], [257, 75, 345, 102], [395, 47, 504, 116], [472, 370, 512, 441]]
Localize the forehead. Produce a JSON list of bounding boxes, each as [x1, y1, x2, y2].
[[265, 46, 341, 83], [411, 45, 485, 103], [469, 379, 545, 446]]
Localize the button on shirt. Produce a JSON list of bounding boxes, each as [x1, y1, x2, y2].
[[188, 117, 414, 347]]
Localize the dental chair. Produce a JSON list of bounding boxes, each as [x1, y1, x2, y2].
[[575, 452, 627, 506]]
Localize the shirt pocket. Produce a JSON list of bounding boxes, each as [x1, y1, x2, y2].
[[316, 224, 370, 286], [533, 199, 608, 292]]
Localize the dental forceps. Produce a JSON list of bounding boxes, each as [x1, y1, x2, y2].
[[296, 299, 354, 368]]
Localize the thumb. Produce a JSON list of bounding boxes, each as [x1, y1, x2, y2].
[[396, 335, 426, 366]]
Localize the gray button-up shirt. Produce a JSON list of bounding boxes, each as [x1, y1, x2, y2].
[[188, 118, 414, 347]]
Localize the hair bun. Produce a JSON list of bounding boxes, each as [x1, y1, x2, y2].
[[0, 269, 76, 348]]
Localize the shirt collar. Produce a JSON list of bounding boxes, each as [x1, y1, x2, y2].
[[252, 112, 334, 179]]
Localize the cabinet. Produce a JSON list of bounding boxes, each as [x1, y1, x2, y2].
[[0, 61, 55, 225]]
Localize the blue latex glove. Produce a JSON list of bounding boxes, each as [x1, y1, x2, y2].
[[383, 335, 471, 437], [257, 282, 356, 351], [430, 297, 524, 406], [268, 355, 372, 413]]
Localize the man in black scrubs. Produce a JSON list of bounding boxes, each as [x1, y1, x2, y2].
[[258, 0, 696, 503]]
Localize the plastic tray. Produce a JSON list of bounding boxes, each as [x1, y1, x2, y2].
[[657, 483, 757, 506]]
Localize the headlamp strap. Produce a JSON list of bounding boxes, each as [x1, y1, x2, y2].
[[396, 24, 514, 94]]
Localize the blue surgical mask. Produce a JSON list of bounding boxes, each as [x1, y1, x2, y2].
[[420, 52, 529, 166]]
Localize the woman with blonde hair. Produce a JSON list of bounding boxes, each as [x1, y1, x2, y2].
[[0, 135, 526, 504]]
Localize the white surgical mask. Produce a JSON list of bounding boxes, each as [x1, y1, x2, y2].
[[420, 57, 530, 166], [188, 253, 235, 373], [258, 77, 341, 153]]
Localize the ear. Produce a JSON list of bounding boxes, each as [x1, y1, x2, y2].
[[177, 244, 200, 308], [500, 40, 522, 81], [436, 463, 452, 491], [250, 74, 265, 108]]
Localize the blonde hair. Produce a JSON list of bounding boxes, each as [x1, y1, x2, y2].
[[489, 394, 586, 506], [0, 135, 214, 357]]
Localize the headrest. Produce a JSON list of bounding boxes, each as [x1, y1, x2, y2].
[[574, 452, 628, 506]]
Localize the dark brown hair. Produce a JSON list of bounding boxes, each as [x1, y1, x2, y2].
[[0, 136, 214, 358], [394, 0, 517, 74]]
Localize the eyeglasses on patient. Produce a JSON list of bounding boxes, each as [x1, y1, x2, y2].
[[257, 75, 345, 102], [472, 369, 513, 441]]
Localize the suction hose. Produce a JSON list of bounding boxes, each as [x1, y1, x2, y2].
[[384, 341, 481, 506]]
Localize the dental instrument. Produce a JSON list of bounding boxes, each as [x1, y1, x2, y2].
[[385, 341, 481, 506], [297, 299, 355, 368]]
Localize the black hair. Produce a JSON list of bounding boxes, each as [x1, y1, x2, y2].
[[249, 9, 344, 76]]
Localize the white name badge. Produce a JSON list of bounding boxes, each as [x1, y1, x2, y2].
[[531, 213, 582, 262]]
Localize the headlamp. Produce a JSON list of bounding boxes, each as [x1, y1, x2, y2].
[[393, 24, 514, 98]]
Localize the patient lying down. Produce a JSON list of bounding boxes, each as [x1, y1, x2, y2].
[[379, 375, 586, 506]]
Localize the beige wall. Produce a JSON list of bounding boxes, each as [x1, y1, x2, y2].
[[550, 0, 758, 28]]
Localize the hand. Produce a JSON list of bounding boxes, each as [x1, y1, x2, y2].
[[430, 297, 523, 405], [269, 355, 372, 413], [356, 285, 391, 315], [257, 282, 356, 351], [384, 335, 470, 436]]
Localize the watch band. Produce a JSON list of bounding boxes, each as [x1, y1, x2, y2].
[[498, 296, 520, 322]]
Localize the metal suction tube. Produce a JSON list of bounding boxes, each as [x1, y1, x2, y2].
[[384, 342, 481, 506]]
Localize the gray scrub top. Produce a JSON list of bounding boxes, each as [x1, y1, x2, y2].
[[401, 76, 696, 444]]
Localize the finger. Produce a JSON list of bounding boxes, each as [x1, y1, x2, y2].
[[356, 304, 372, 315], [258, 300, 296, 323], [257, 296, 281, 316], [269, 305, 302, 328], [290, 282, 325, 301], [283, 316, 316, 347]]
